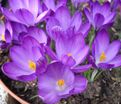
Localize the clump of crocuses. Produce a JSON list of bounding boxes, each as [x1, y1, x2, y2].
[[0, 0, 121, 104]]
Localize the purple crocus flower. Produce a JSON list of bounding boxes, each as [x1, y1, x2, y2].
[[91, 29, 121, 69], [38, 61, 87, 104], [2, 0, 50, 26], [46, 6, 90, 39], [55, 31, 89, 67], [84, 1, 116, 30], [44, 31, 91, 73], [43, 0, 67, 11], [2, 36, 45, 82]]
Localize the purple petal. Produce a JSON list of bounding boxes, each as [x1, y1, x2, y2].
[[8, 0, 29, 12], [105, 40, 121, 62], [94, 13, 104, 29], [72, 76, 87, 94], [45, 46, 58, 60], [71, 64, 92, 73], [70, 11, 82, 32], [93, 29, 109, 60], [84, 8, 93, 25], [29, 0, 39, 17], [27, 27, 47, 44], [5, 30, 12, 43], [43, 0, 56, 11], [38, 90, 59, 104], [18, 73, 37, 82], [98, 63, 114, 69], [10, 46, 29, 67], [3, 8, 20, 23], [55, 6, 71, 29], [32, 46, 43, 62], [2, 62, 35, 81], [56, 33, 88, 66], [0, 21, 5, 36], [46, 17, 60, 39], [80, 21, 91, 37], [36, 10, 50, 23], [74, 45, 89, 66], [15, 9, 35, 26], [109, 55, 121, 67], [61, 55, 76, 67]]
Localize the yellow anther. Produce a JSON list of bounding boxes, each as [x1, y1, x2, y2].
[[99, 52, 106, 62], [28, 60, 36, 71], [57, 79, 65, 87], [1, 34, 5, 41], [67, 53, 72, 57]]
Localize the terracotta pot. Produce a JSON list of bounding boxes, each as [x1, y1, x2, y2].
[[0, 79, 29, 104]]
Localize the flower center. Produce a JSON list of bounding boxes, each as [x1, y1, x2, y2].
[[67, 53, 72, 57], [1, 34, 5, 41], [57, 79, 65, 87], [28, 60, 36, 71], [99, 52, 106, 62]]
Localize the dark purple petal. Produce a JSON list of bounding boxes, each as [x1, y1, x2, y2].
[[79, 21, 91, 37], [8, 0, 29, 12], [46, 17, 60, 39], [15, 9, 35, 26], [94, 13, 104, 29], [61, 55, 76, 67], [98, 63, 114, 70], [71, 64, 92, 73], [3, 8, 20, 23], [56, 33, 89, 66], [29, 0, 39, 17]]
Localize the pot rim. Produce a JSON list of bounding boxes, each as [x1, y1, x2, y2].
[[0, 79, 29, 104]]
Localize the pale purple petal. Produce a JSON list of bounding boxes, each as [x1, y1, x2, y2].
[[55, 6, 71, 29], [72, 76, 87, 94], [109, 55, 121, 67], [105, 40, 121, 62]]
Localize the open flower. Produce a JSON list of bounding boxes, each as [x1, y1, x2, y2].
[[91, 29, 121, 69], [46, 6, 90, 39], [55, 31, 89, 67], [38, 61, 87, 104], [44, 31, 91, 73], [84, 1, 116, 30], [2, 36, 45, 82], [2, 0, 50, 26]]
